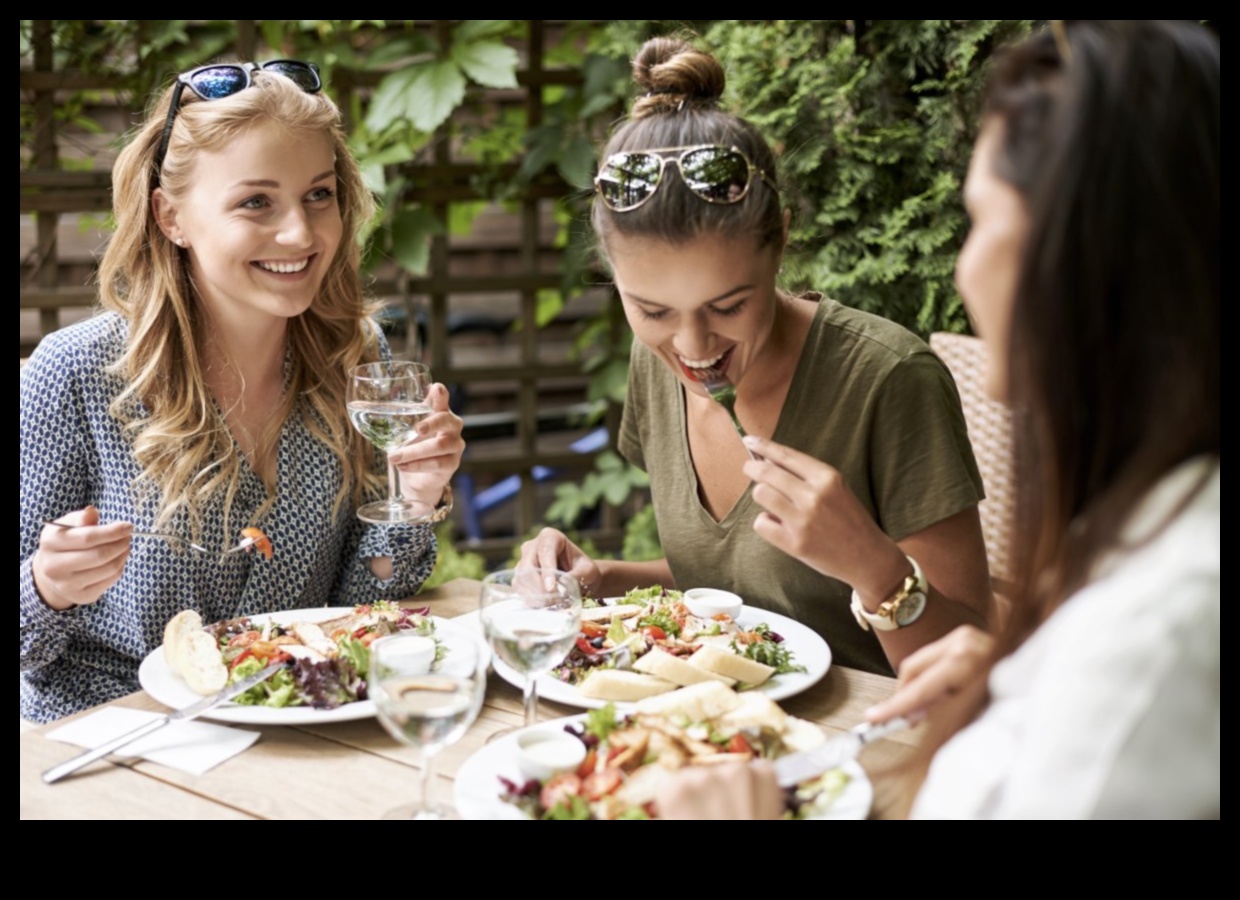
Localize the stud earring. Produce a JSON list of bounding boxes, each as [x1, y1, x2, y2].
[[175, 237, 185, 247]]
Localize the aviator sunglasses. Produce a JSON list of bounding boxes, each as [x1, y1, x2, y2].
[[153, 59, 322, 185], [593, 144, 777, 212]]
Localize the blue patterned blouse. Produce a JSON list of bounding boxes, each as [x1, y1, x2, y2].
[[19, 314, 437, 723]]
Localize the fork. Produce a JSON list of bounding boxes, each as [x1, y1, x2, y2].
[[695, 368, 757, 461], [41, 518, 257, 558]]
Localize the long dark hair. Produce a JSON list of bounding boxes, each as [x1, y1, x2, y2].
[[995, 20, 1219, 643], [909, 21, 1219, 799], [591, 36, 785, 255]]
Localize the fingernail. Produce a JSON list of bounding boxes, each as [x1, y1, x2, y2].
[[742, 435, 759, 447]]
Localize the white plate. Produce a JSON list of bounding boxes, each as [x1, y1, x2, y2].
[[457, 603, 831, 710], [138, 607, 456, 725], [453, 713, 871, 820]]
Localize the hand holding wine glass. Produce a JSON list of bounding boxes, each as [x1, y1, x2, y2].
[[347, 360, 452, 524], [479, 568, 582, 729], [370, 625, 490, 820]]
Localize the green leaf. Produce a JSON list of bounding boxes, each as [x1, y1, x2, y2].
[[452, 39, 519, 89], [453, 20, 517, 42], [556, 133, 596, 190], [389, 207, 444, 276], [536, 289, 565, 327], [518, 124, 563, 181], [366, 60, 466, 134]]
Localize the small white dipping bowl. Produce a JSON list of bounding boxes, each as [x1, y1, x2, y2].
[[515, 730, 587, 782], [682, 587, 744, 621]]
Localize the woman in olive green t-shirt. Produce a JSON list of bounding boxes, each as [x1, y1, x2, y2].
[[519, 36, 992, 674]]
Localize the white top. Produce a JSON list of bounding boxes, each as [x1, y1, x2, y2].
[[912, 458, 1220, 819]]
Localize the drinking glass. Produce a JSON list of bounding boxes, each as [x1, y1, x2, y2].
[[347, 360, 441, 524], [370, 625, 489, 820], [479, 568, 582, 728]]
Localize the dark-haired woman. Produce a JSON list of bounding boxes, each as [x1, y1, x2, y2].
[[521, 37, 993, 675], [663, 20, 1219, 819]]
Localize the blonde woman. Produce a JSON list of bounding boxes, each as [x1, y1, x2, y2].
[[20, 62, 464, 722]]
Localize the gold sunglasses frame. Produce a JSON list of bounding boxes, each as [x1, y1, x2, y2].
[[593, 143, 778, 212]]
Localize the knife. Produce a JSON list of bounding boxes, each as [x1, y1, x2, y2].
[[772, 716, 910, 787], [42, 662, 287, 784]]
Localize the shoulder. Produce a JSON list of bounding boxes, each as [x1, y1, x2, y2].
[[21, 313, 128, 392], [806, 294, 933, 367]]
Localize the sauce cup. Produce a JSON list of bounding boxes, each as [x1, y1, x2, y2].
[[514, 729, 587, 782], [682, 587, 744, 621]]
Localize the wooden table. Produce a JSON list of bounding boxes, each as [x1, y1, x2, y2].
[[20, 579, 916, 819]]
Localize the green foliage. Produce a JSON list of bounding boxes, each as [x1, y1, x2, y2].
[[422, 522, 488, 589], [544, 450, 649, 528], [699, 19, 1033, 336], [621, 503, 662, 562]]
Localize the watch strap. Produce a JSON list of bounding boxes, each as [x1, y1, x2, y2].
[[850, 556, 927, 632]]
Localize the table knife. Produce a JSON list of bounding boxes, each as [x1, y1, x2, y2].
[[772, 716, 910, 787], [42, 661, 286, 784]]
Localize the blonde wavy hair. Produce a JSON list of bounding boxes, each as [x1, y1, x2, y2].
[[98, 66, 384, 539]]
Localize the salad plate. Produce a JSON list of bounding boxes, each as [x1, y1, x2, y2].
[[461, 603, 831, 710], [453, 713, 872, 820], [138, 607, 455, 725]]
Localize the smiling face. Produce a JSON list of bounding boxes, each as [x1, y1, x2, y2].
[[957, 119, 1030, 401], [153, 118, 342, 334], [606, 232, 783, 395]]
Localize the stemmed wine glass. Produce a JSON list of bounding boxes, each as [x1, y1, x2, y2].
[[347, 360, 446, 524], [370, 625, 489, 820], [479, 568, 582, 730]]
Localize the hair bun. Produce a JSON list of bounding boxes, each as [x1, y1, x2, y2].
[[631, 37, 725, 118]]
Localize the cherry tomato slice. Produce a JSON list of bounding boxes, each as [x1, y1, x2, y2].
[[540, 773, 582, 811], [583, 768, 623, 800], [640, 625, 667, 641]]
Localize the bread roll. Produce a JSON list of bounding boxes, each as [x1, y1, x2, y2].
[[179, 630, 228, 694], [163, 609, 204, 677]]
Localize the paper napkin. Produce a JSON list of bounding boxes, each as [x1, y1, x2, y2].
[[46, 707, 260, 776]]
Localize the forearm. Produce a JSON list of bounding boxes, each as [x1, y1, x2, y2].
[[594, 557, 675, 598]]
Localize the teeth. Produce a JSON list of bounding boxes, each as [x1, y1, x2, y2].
[[256, 258, 310, 274], [680, 353, 726, 369]]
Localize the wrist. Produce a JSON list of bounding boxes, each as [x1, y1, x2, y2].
[[31, 555, 75, 612], [851, 544, 914, 612]]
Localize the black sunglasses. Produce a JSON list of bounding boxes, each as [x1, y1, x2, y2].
[[593, 144, 777, 213], [153, 59, 322, 186]]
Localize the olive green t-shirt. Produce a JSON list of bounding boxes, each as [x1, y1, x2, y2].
[[618, 295, 984, 675]]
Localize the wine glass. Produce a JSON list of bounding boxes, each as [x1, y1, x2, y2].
[[479, 568, 582, 730], [347, 360, 445, 524], [370, 625, 489, 820]]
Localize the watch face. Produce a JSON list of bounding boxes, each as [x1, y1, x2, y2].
[[894, 591, 927, 627]]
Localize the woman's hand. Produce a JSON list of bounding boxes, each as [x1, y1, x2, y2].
[[517, 527, 602, 598], [31, 506, 132, 611], [387, 383, 465, 510], [741, 435, 906, 597], [865, 625, 994, 723], [659, 761, 784, 820]]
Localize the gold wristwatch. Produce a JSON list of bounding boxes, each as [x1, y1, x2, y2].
[[850, 556, 928, 632]]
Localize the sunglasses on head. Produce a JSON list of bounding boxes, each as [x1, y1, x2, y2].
[[153, 59, 322, 186], [593, 144, 777, 213]]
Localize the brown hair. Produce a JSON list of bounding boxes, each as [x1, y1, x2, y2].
[[905, 20, 1220, 808], [591, 37, 784, 254], [99, 66, 384, 539]]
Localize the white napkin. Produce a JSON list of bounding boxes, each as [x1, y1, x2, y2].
[[46, 707, 260, 776]]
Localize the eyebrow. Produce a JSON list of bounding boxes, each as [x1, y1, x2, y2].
[[628, 285, 754, 309], [231, 170, 336, 189]]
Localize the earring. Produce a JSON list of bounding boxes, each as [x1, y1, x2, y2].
[[175, 237, 185, 247]]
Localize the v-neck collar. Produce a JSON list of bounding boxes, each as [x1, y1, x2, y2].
[[675, 296, 828, 534]]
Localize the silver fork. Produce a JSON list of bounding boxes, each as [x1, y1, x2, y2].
[[41, 518, 257, 558], [695, 368, 757, 461]]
